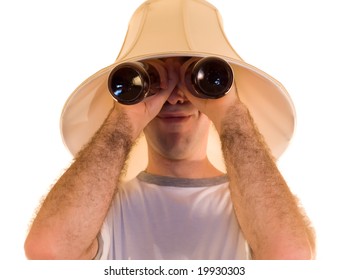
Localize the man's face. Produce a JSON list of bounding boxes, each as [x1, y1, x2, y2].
[[143, 58, 211, 161]]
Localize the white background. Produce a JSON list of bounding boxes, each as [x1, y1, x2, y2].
[[1, 0, 348, 262]]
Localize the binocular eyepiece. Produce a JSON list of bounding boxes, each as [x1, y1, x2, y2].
[[108, 57, 234, 105]]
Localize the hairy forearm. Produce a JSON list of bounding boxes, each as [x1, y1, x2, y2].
[[220, 101, 315, 259], [25, 108, 133, 259]]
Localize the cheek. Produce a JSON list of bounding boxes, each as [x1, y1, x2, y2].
[[143, 118, 168, 147], [198, 119, 212, 141], [143, 120, 157, 140], [197, 112, 212, 128]]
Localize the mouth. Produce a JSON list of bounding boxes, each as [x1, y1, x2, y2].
[[157, 102, 197, 123], [157, 112, 193, 123]]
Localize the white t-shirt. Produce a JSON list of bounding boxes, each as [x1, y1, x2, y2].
[[96, 172, 250, 259]]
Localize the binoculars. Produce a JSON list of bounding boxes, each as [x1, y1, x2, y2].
[[108, 57, 234, 105]]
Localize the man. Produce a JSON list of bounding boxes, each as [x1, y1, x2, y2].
[[24, 0, 315, 259]]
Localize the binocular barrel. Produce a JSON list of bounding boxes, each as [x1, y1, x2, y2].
[[108, 57, 233, 105]]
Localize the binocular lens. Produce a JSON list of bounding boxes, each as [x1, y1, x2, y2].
[[108, 64, 150, 105], [190, 57, 233, 99], [108, 57, 233, 105]]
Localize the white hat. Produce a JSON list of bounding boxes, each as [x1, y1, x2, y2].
[[60, 0, 295, 180]]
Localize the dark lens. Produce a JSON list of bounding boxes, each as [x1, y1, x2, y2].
[[108, 65, 147, 105], [192, 57, 233, 98]]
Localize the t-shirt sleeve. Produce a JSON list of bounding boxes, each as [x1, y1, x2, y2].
[[235, 231, 252, 260], [93, 217, 111, 260]]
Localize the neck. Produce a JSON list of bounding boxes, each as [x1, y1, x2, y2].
[[146, 152, 224, 178]]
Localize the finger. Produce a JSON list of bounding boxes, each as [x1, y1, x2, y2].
[[177, 57, 199, 98], [142, 60, 179, 114], [146, 59, 168, 89]]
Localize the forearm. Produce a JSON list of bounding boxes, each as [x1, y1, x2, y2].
[[25, 108, 133, 259], [220, 101, 315, 259]]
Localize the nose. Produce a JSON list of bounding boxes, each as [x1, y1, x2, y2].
[[166, 87, 187, 105], [163, 57, 188, 105]]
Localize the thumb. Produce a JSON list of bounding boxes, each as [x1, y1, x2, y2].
[[142, 61, 179, 116]]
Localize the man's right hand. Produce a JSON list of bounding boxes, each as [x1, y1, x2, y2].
[[109, 58, 180, 141]]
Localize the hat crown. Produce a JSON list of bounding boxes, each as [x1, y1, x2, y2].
[[117, 0, 242, 62]]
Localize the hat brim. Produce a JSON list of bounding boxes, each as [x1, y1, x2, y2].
[[61, 52, 295, 181]]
